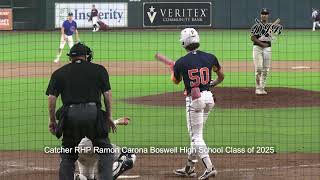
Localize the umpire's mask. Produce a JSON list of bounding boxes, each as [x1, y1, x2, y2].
[[67, 42, 93, 62]]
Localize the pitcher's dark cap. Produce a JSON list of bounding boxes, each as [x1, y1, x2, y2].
[[261, 8, 269, 15]]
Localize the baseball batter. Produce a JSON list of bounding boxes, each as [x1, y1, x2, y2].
[[172, 28, 224, 180], [74, 117, 136, 180], [54, 12, 80, 63], [89, 5, 99, 32], [251, 8, 282, 95], [312, 8, 320, 31]]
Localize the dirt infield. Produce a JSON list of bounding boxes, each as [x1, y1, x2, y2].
[[125, 87, 320, 109], [0, 60, 319, 78], [1, 151, 319, 180]]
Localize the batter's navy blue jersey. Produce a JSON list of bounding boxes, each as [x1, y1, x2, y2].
[[173, 50, 221, 94]]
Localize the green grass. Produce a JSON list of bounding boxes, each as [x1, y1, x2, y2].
[[1, 30, 319, 62], [0, 72, 319, 152]]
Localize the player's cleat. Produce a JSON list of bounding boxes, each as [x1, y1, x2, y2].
[[261, 89, 267, 94], [54, 57, 60, 63], [198, 168, 217, 180], [255, 88, 267, 95], [174, 166, 197, 177], [256, 87, 268, 95], [96, 27, 99, 32]]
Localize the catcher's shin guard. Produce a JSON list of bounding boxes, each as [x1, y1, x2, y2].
[[74, 173, 88, 180], [113, 154, 136, 179]]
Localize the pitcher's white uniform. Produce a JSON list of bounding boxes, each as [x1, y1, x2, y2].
[[252, 33, 272, 94], [312, 9, 320, 31], [250, 8, 282, 95], [90, 5, 99, 32]]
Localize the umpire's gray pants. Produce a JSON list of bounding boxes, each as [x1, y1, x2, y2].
[[59, 104, 113, 180]]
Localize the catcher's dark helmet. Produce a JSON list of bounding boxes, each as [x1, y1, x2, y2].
[[67, 42, 93, 62]]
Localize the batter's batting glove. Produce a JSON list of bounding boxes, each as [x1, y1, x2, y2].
[[209, 80, 217, 88]]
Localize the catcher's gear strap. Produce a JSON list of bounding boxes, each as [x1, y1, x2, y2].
[[113, 158, 134, 179]]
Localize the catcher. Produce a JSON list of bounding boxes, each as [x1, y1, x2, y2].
[[74, 117, 136, 180]]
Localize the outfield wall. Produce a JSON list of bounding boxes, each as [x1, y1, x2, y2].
[[1, 0, 320, 30]]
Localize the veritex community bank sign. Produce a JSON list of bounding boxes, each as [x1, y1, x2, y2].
[[143, 2, 212, 27]]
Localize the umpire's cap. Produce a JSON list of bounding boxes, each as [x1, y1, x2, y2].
[[260, 8, 269, 15], [67, 42, 93, 61], [67, 12, 73, 16]]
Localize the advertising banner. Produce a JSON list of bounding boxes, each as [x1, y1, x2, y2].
[[0, 8, 13, 30], [143, 2, 211, 27], [55, 3, 128, 28]]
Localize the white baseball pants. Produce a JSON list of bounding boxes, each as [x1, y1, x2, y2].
[[253, 45, 271, 89], [185, 91, 215, 161], [59, 35, 74, 49]]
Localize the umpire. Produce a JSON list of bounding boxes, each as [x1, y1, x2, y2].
[[46, 42, 116, 180]]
